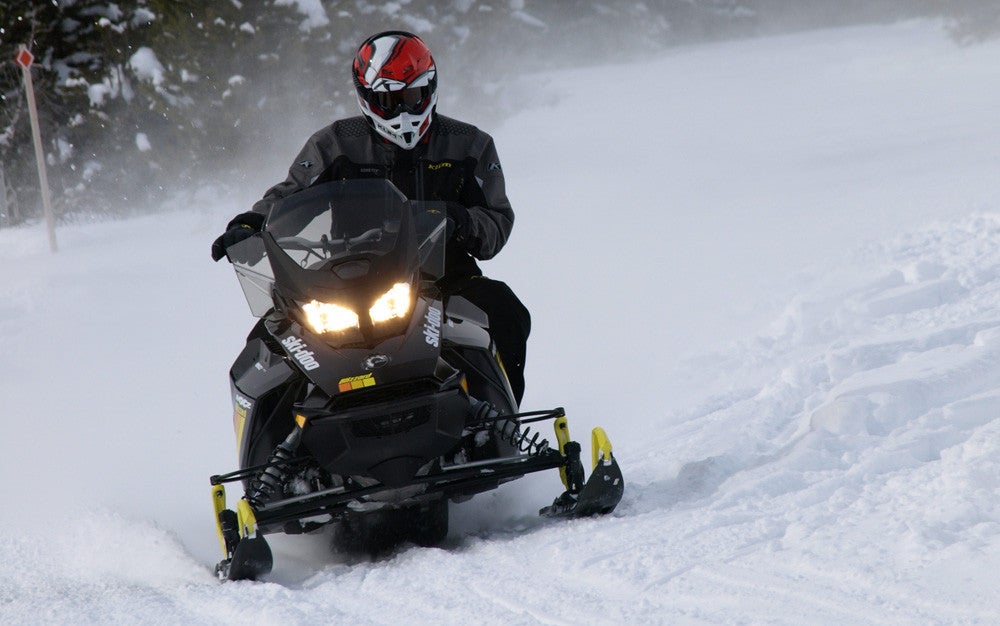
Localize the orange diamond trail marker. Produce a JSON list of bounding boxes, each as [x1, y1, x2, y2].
[[15, 47, 34, 69], [16, 44, 57, 252]]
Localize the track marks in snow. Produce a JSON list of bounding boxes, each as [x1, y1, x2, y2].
[[607, 215, 1000, 622]]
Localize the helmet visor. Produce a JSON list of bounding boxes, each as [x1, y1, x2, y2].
[[365, 86, 432, 117]]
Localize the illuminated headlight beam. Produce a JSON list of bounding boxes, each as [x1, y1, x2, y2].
[[301, 283, 412, 334], [302, 300, 359, 333], [370, 283, 412, 323]]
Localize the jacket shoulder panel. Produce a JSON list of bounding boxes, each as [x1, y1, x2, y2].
[[428, 114, 492, 159], [333, 116, 371, 139], [434, 115, 480, 137]]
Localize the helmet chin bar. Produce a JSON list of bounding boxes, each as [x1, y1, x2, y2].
[[358, 93, 436, 150]]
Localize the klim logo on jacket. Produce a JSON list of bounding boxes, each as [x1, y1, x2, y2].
[[282, 335, 320, 370]]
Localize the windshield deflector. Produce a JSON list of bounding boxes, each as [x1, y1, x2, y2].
[[228, 179, 446, 317]]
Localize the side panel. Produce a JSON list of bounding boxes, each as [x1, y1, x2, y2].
[[229, 336, 300, 472], [442, 298, 517, 414]]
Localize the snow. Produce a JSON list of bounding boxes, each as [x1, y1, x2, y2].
[[129, 47, 166, 87], [131, 8, 156, 27], [86, 82, 111, 107], [274, 0, 330, 31], [135, 132, 152, 152], [3, 20, 1000, 624]]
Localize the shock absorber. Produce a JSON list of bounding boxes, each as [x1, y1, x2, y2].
[[247, 426, 302, 506], [470, 399, 555, 458], [492, 418, 551, 457]]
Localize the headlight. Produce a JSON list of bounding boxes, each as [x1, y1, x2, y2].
[[300, 283, 412, 334], [369, 283, 412, 323], [302, 300, 359, 333]]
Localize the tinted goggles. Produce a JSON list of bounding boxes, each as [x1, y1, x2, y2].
[[366, 86, 431, 116]]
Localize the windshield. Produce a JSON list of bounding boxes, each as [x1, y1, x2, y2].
[[229, 179, 446, 317]]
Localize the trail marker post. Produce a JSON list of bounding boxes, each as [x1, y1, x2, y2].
[[16, 44, 57, 252]]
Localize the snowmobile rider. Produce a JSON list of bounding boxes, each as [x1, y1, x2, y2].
[[211, 30, 530, 405]]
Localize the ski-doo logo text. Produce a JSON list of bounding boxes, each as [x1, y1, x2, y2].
[[423, 306, 442, 347], [282, 335, 320, 371]]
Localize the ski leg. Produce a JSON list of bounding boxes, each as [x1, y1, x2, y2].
[[540, 419, 624, 518], [211, 484, 230, 558], [224, 499, 273, 581], [211, 486, 273, 581]]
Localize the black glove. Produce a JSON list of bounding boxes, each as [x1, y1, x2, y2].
[[445, 202, 471, 243], [211, 212, 266, 262]]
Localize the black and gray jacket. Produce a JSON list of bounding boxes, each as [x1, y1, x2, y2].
[[250, 114, 513, 285]]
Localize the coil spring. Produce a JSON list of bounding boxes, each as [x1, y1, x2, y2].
[[492, 419, 551, 457], [247, 444, 297, 505]]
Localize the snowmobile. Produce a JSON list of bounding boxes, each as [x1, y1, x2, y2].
[[209, 179, 623, 580]]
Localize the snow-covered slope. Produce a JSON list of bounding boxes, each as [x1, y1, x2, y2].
[[3, 20, 1000, 624]]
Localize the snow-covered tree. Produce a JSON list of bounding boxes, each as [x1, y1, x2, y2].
[[3, 0, 988, 224]]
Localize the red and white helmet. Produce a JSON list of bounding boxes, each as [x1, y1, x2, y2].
[[352, 31, 438, 150]]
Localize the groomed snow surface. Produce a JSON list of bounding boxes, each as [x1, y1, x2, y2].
[[3, 20, 1000, 624]]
